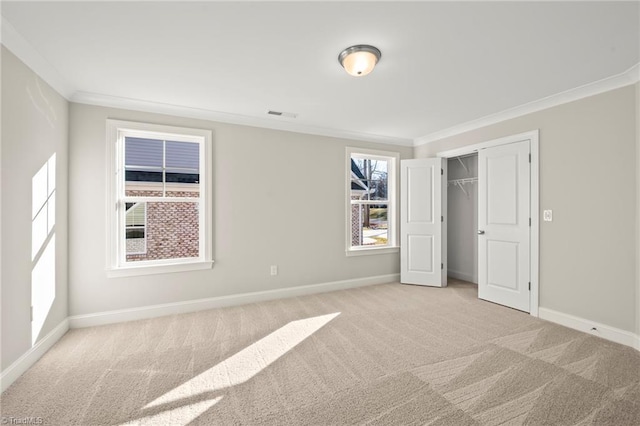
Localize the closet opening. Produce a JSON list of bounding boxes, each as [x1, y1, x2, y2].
[[447, 153, 478, 285]]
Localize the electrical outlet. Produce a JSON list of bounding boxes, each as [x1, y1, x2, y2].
[[270, 265, 278, 276], [543, 210, 553, 222]]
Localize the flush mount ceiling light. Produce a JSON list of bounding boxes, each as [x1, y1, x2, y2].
[[338, 45, 381, 77]]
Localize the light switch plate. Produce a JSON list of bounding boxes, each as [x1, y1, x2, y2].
[[543, 210, 553, 222]]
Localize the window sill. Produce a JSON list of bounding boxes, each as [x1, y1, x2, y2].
[[107, 260, 214, 278], [346, 246, 399, 257]]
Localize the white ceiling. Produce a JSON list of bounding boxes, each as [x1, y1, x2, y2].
[[2, 1, 639, 146]]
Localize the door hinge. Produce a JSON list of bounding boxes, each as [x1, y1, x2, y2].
[[528, 153, 531, 163], [30, 306, 33, 322], [441, 263, 444, 270], [528, 282, 531, 291], [529, 218, 531, 226], [441, 168, 444, 175], [441, 216, 443, 222]]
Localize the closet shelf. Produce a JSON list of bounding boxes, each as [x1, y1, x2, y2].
[[447, 177, 478, 198], [447, 177, 478, 185]]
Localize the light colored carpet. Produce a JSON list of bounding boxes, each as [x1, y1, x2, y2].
[[2, 280, 639, 425]]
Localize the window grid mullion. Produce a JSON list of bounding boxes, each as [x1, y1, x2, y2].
[[350, 200, 390, 205], [122, 197, 201, 203], [162, 139, 167, 197]]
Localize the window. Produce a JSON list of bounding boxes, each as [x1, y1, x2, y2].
[[107, 120, 213, 276], [346, 147, 398, 255]]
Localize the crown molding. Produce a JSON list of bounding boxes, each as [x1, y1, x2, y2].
[[1, 15, 74, 99], [71, 91, 413, 147], [414, 62, 640, 147]]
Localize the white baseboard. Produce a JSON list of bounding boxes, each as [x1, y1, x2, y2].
[[1, 319, 69, 392], [69, 274, 400, 329], [447, 269, 477, 284], [538, 307, 640, 351]]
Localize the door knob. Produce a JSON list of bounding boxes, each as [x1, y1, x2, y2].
[[478, 230, 485, 235]]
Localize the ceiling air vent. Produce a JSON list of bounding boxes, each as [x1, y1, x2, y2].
[[267, 110, 298, 118]]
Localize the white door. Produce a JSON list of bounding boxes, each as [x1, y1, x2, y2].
[[478, 140, 530, 312], [400, 158, 447, 287]]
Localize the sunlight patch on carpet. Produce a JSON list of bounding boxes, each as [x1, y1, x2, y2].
[[121, 396, 223, 426], [145, 312, 340, 409]]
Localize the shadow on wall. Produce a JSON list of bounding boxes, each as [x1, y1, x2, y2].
[[31, 154, 56, 346], [27, 76, 58, 129]]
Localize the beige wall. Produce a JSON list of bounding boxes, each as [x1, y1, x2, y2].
[[68, 104, 412, 316], [1, 47, 69, 370], [415, 85, 638, 333]]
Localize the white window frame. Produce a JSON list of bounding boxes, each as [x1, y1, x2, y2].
[[345, 147, 399, 256], [106, 120, 213, 277]]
